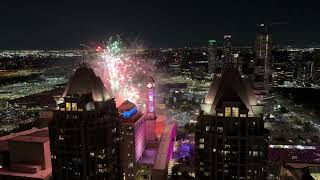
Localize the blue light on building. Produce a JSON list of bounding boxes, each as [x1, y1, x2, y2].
[[122, 107, 138, 119]]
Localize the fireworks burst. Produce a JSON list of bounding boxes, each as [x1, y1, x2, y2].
[[90, 35, 151, 105]]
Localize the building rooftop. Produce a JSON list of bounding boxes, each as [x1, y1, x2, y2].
[[28, 129, 49, 137], [63, 64, 112, 102], [138, 149, 158, 165], [154, 123, 176, 170], [118, 100, 136, 112], [0, 167, 52, 179], [119, 100, 144, 124], [202, 67, 257, 115], [121, 111, 144, 124], [269, 145, 320, 166], [0, 128, 45, 152], [9, 135, 49, 144], [155, 115, 166, 139], [0, 128, 51, 179]]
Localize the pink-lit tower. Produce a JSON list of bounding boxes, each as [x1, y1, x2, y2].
[[146, 77, 157, 142]]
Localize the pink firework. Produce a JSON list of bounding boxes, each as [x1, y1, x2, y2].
[[89, 37, 153, 106]]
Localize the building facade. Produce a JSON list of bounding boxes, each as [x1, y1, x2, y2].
[[254, 23, 272, 95], [119, 78, 177, 180], [146, 78, 157, 143], [119, 100, 146, 180], [49, 64, 122, 180], [197, 67, 268, 179], [208, 39, 218, 74], [223, 34, 232, 67]]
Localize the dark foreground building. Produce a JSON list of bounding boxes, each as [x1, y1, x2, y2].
[[49, 64, 122, 180], [196, 66, 268, 179], [0, 128, 52, 180]]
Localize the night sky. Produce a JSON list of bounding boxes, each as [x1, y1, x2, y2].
[[0, 0, 319, 49]]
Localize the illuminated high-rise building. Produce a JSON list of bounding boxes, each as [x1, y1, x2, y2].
[[145, 77, 157, 142], [197, 66, 267, 179], [208, 39, 218, 74], [49, 64, 122, 180], [223, 34, 232, 66], [254, 23, 272, 95], [119, 100, 146, 180], [119, 78, 176, 180]]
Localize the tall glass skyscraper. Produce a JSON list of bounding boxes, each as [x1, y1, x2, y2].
[[208, 39, 218, 74], [254, 23, 272, 95]]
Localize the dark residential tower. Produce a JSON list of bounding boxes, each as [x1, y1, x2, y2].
[[197, 66, 268, 179], [222, 34, 232, 67], [208, 39, 218, 74], [49, 64, 122, 180]]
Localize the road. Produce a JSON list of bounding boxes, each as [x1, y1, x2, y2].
[[275, 94, 320, 132]]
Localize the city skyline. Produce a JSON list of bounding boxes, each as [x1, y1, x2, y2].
[[1, 1, 320, 179], [0, 0, 320, 49]]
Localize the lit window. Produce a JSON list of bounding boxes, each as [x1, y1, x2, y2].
[[58, 135, 64, 141], [225, 107, 231, 117], [240, 114, 247, 117], [199, 138, 205, 143], [205, 126, 210, 131], [232, 107, 239, 117], [78, 108, 83, 112], [128, 162, 134, 168], [60, 108, 65, 111], [217, 113, 223, 117], [72, 103, 77, 111], [217, 127, 223, 134], [199, 144, 204, 149], [66, 102, 71, 111]]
